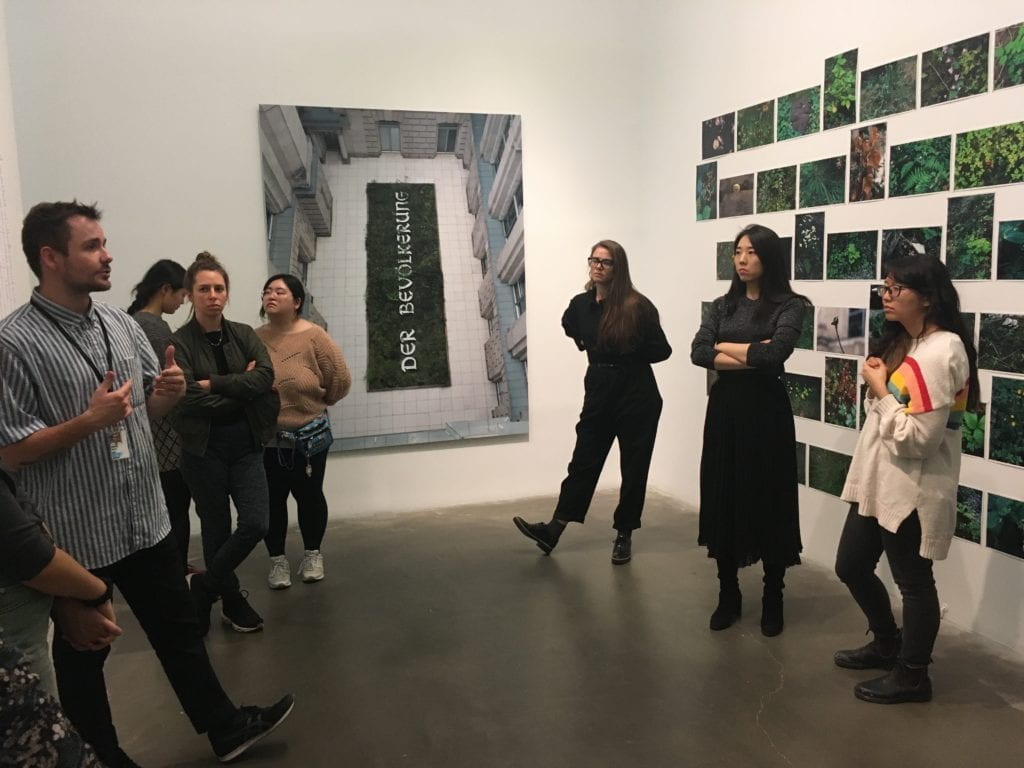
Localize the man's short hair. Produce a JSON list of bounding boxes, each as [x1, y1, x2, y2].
[[21, 201, 102, 278]]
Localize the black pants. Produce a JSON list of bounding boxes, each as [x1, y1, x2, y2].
[[52, 535, 236, 764], [553, 363, 662, 532], [160, 468, 192, 570], [835, 505, 939, 666], [263, 447, 329, 555]]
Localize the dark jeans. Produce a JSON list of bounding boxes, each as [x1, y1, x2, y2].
[[263, 447, 329, 556], [51, 535, 236, 764], [181, 422, 269, 597], [160, 468, 192, 571], [835, 505, 939, 666]]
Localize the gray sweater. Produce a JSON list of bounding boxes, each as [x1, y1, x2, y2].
[[690, 294, 806, 374]]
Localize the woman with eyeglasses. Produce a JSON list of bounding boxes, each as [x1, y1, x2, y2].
[[513, 240, 671, 564], [690, 224, 809, 637], [256, 274, 351, 589], [834, 240, 978, 704]]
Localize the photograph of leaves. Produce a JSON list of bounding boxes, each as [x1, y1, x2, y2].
[[795, 212, 824, 279], [994, 22, 1024, 90], [860, 56, 917, 121], [921, 33, 989, 106], [946, 194, 993, 279], [782, 373, 822, 420], [737, 100, 774, 150], [961, 401, 986, 458], [825, 357, 859, 429], [827, 231, 877, 280], [955, 121, 1024, 189], [777, 86, 820, 141], [696, 161, 717, 221], [979, 314, 1024, 374], [796, 442, 807, 485], [824, 49, 857, 130], [702, 112, 734, 159], [990, 376, 1024, 467], [796, 311, 814, 350], [849, 123, 886, 202], [882, 227, 942, 260], [987, 494, 1024, 559], [955, 486, 982, 544], [808, 446, 852, 497], [889, 135, 951, 197], [716, 241, 734, 280], [757, 165, 796, 213], [998, 220, 1024, 279], [719, 173, 754, 218], [799, 156, 846, 208]]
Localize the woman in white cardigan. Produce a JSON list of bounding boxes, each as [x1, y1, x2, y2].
[[834, 236, 979, 705]]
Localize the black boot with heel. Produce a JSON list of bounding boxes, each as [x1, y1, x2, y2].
[[710, 558, 741, 631], [760, 563, 785, 637]]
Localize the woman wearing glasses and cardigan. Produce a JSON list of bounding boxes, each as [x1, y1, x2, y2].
[[513, 240, 671, 564]]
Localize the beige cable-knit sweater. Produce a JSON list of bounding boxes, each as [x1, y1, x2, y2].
[[255, 323, 351, 430]]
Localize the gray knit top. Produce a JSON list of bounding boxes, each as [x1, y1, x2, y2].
[[690, 294, 806, 375]]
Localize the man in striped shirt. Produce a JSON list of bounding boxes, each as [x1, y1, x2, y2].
[[0, 201, 293, 766]]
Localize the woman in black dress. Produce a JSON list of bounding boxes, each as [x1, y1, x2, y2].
[[513, 240, 671, 563], [690, 224, 808, 636]]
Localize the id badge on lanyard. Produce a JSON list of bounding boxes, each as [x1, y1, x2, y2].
[[109, 425, 131, 461]]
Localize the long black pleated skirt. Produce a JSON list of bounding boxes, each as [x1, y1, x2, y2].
[[698, 370, 802, 568]]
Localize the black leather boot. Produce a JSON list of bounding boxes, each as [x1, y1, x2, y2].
[[834, 630, 901, 670], [854, 660, 932, 704], [710, 558, 741, 631], [760, 563, 785, 637]]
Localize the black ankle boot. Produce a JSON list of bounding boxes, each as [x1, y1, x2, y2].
[[709, 589, 742, 631], [834, 630, 901, 670], [854, 660, 932, 704], [760, 595, 783, 637]]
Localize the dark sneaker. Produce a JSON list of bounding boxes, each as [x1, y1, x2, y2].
[[221, 590, 264, 633], [611, 533, 632, 564], [512, 517, 560, 554], [834, 631, 901, 670], [209, 695, 295, 762], [188, 572, 218, 638], [854, 662, 932, 704]]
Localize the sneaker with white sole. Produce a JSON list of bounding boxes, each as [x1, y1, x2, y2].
[[221, 590, 264, 633], [299, 550, 324, 583], [209, 694, 294, 762], [267, 556, 291, 590]]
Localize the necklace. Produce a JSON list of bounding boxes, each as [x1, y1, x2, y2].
[[205, 329, 225, 348]]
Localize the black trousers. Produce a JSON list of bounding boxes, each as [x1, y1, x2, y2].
[[263, 447, 330, 555], [52, 535, 236, 764], [160, 468, 192, 571], [553, 363, 662, 531], [835, 505, 939, 666]]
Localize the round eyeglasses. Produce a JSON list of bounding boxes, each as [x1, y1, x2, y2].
[[587, 256, 614, 268]]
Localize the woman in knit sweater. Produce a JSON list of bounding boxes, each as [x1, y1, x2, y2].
[[835, 240, 978, 704], [256, 274, 351, 588]]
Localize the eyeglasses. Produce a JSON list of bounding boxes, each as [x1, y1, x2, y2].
[[873, 284, 906, 299], [587, 256, 614, 268]]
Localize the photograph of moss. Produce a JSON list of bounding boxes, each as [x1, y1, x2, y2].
[[882, 227, 942, 260], [824, 49, 857, 130], [990, 376, 1024, 467], [719, 173, 754, 218], [799, 156, 846, 208], [921, 33, 989, 107], [824, 357, 859, 429], [997, 219, 1024, 279], [945, 194, 993, 279], [808, 446, 852, 497], [889, 136, 951, 197], [782, 373, 822, 420], [994, 22, 1024, 90], [737, 100, 774, 150], [795, 212, 825, 279], [849, 123, 886, 202], [716, 241, 734, 280], [827, 230, 877, 280], [796, 441, 807, 485], [956, 486, 982, 544], [696, 161, 717, 221], [757, 165, 796, 213], [979, 314, 1024, 374], [954, 121, 1024, 189], [702, 112, 735, 159], [777, 86, 820, 141], [987, 494, 1024, 559], [961, 401, 986, 458], [860, 55, 917, 121], [796, 310, 814, 350], [816, 307, 867, 356]]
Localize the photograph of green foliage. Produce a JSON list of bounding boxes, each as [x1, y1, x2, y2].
[[990, 376, 1024, 467], [799, 156, 846, 208], [796, 441, 807, 485], [808, 446, 852, 497], [702, 112, 734, 159], [882, 227, 942, 260], [994, 22, 1024, 90], [796, 311, 814, 350], [777, 86, 820, 141], [955, 121, 1024, 189], [757, 166, 796, 214], [780, 236, 792, 278], [979, 314, 1024, 373], [701, 300, 714, 325], [955, 486, 982, 544], [860, 56, 917, 121], [849, 123, 886, 202], [716, 241, 734, 280], [986, 494, 1024, 559], [997, 220, 1024, 279], [825, 357, 859, 429], [824, 49, 858, 130], [946, 194, 993, 279], [868, 308, 886, 344], [737, 100, 774, 150], [827, 231, 877, 280], [795, 212, 824, 279], [719, 173, 754, 218], [817, 307, 867, 356], [961, 401, 986, 458], [921, 33, 990, 107], [696, 161, 717, 221], [889, 136, 951, 197], [962, 312, 977, 346], [782, 373, 822, 420]]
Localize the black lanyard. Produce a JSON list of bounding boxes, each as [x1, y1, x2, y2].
[[30, 297, 114, 385]]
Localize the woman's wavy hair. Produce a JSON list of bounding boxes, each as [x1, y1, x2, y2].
[[126, 259, 186, 315]]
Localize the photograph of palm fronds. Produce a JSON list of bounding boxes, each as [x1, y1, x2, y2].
[[997, 220, 1024, 280], [719, 173, 754, 218], [827, 231, 877, 280], [955, 486, 982, 544], [696, 161, 717, 221], [849, 123, 886, 202], [795, 212, 824, 279], [824, 49, 857, 130], [889, 136, 951, 197], [777, 86, 820, 141], [954, 121, 1024, 189], [702, 112, 734, 159], [979, 314, 1024, 374], [994, 22, 1024, 90], [757, 165, 797, 213], [921, 34, 989, 106], [946, 195, 993, 279], [799, 156, 846, 208], [737, 100, 774, 150], [860, 56, 917, 120]]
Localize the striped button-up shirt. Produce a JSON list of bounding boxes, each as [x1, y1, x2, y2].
[[0, 291, 169, 569]]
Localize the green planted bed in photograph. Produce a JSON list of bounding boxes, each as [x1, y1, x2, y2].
[[795, 212, 824, 279], [799, 156, 846, 208], [782, 373, 822, 420], [827, 231, 877, 280], [696, 161, 717, 221], [994, 22, 1024, 90], [946, 194, 993, 279], [824, 49, 857, 130], [860, 55, 917, 121], [997, 220, 1024, 280], [737, 100, 774, 150], [956, 486, 982, 544], [777, 86, 820, 141], [716, 241, 734, 280], [889, 136, 951, 197], [921, 33, 989, 106], [979, 314, 1024, 374], [825, 357, 859, 429], [990, 376, 1024, 467], [809, 446, 852, 497], [961, 401, 986, 458], [756, 165, 796, 213], [987, 494, 1024, 559], [954, 121, 1024, 189]]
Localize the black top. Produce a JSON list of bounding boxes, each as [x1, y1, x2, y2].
[[690, 295, 806, 375], [561, 290, 672, 365], [0, 467, 55, 582]]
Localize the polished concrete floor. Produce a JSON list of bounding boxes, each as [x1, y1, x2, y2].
[[103, 492, 1024, 767]]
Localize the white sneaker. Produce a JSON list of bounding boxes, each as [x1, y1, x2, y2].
[[267, 556, 291, 589], [300, 550, 324, 583]]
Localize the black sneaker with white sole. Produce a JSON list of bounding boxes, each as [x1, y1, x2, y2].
[[221, 590, 263, 633], [209, 694, 295, 762]]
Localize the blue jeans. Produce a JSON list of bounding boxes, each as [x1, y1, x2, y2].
[[0, 579, 55, 696]]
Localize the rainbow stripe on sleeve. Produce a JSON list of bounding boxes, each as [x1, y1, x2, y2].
[[887, 355, 968, 429]]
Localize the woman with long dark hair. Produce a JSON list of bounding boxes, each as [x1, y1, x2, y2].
[[128, 259, 193, 571], [834, 236, 978, 704], [513, 240, 671, 563], [691, 224, 809, 637]]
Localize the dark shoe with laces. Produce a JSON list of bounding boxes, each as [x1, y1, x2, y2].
[[221, 590, 264, 633], [834, 631, 901, 670], [209, 694, 295, 762], [854, 661, 932, 704], [611, 533, 632, 564], [513, 517, 560, 554], [189, 571, 218, 638], [709, 589, 742, 631]]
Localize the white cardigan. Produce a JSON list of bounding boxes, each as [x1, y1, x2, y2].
[[841, 331, 970, 560]]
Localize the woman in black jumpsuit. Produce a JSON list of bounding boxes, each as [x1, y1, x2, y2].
[[513, 240, 671, 564]]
